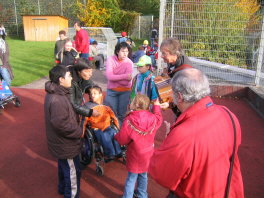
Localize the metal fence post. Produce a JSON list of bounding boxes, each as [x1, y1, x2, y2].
[[255, 15, 264, 86], [139, 15, 141, 39], [170, 0, 175, 37], [60, 0, 63, 16], [37, 0, 40, 15], [157, 0, 166, 74], [13, 0, 18, 36]]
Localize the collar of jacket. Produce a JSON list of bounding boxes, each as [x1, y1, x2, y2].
[[170, 96, 214, 130], [45, 81, 70, 95]]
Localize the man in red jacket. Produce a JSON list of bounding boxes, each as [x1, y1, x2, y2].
[[74, 21, 89, 59], [149, 68, 244, 198]]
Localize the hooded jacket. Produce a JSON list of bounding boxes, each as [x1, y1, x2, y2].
[[115, 105, 163, 173], [44, 81, 82, 159]]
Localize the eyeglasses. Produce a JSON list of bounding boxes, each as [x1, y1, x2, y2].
[[161, 51, 170, 57]]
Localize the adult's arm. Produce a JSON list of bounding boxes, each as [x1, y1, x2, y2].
[[105, 57, 132, 81], [148, 128, 193, 191], [69, 84, 93, 117], [50, 97, 82, 139]]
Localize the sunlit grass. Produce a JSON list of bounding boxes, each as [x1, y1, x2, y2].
[[6, 38, 54, 86]]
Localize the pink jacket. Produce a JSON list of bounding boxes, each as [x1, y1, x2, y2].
[[75, 29, 89, 53], [115, 105, 163, 173], [105, 55, 133, 89], [149, 97, 244, 198]]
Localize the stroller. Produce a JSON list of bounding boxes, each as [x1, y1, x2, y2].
[[80, 121, 126, 176], [0, 79, 21, 109]]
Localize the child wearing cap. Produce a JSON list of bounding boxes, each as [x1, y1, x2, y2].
[[118, 32, 128, 44], [130, 55, 159, 102]]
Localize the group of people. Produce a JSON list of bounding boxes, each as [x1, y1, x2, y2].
[[54, 22, 104, 70], [45, 35, 244, 198]]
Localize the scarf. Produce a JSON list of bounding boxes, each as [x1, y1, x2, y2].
[[131, 70, 152, 101]]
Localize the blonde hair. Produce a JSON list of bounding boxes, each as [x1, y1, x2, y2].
[[131, 94, 150, 111]]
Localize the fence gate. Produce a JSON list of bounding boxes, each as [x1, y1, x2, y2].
[[158, 0, 264, 87]]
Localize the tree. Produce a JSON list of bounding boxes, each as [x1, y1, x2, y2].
[[76, 0, 110, 27], [75, 0, 139, 33], [0, 3, 14, 24], [117, 0, 160, 17], [176, 0, 261, 68]]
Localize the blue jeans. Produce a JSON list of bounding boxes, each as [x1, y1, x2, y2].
[[80, 53, 89, 59], [94, 127, 122, 157], [123, 172, 148, 198], [105, 89, 131, 126], [0, 67, 11, 86]]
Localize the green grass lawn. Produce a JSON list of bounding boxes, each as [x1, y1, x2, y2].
[[5, 37, 147, 86], [7, 38, 54, 86]]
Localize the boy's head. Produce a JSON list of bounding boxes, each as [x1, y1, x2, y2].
[[58, 30, 66, 40], [49, 65, 72, 88], [64, 38, 72, 52], [143, 40, 149, 46], [92, 40, 98, 46], [89, 85, 103, 104], [130, 94, 150, 111], [136, 55, 152, 74]]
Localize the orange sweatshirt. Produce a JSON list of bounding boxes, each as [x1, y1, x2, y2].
[[84, 105, 119, 131]]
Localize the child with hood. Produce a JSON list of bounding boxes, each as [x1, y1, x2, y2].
[[115, 94, 163, 198]]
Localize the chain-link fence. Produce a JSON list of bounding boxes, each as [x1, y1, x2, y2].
[[158, 0, 264, 86], [1, 0, 78, 36], [130, 15, 154, 39]]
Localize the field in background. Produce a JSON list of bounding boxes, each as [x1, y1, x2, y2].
[[7, 38, 54, 86]]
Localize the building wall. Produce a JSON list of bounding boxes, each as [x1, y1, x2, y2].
[[23, 16, 68, 41]]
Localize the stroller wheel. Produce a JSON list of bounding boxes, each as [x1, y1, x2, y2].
[[96, 165, 104, 176], [15, 97, 21, 107]]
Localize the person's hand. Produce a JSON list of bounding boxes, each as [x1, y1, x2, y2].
[[128, 74, 132, 80], [153, 99, 160, 106], [92, 109, 100, 117], [164, 121, 171, 137], [160, 102, 169, 109]]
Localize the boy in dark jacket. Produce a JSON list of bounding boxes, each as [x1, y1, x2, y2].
[[44, 65, 82, 198]]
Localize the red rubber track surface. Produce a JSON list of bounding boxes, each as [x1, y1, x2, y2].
[[0, 88, 263, 198]]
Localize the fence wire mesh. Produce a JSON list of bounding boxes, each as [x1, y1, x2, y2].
[[130, 15, 154, 39], [159, 0, 264, 86]]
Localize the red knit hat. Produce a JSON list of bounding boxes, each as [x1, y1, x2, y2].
[[121, 32, 127, 37]]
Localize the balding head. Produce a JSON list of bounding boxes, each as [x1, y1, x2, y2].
[[171, 68, 210, 103]]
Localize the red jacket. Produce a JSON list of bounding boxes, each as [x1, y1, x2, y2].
[[149, 97, 244, 198], [75, 29, 89, 54], [115, 105, 163, 173]]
